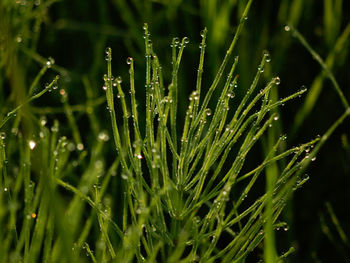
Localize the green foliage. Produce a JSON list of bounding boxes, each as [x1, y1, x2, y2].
[[1, 0, 350, 262]]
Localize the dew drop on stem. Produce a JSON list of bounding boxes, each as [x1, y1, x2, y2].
[[46, 57, 55, 68], [126, 57, 133, 65], [264, 51, 271, 62], [183, 37, 189, 44], [173, 37, 180, 46], [206, 108, 212, 116], [275, 76, 281, 85], [105, 47, 111, 55], [143, 23, 148, 31], [98, 131, 109, 142]]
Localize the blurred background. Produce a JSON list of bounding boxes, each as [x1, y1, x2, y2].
[[1, 0, 350, 261]]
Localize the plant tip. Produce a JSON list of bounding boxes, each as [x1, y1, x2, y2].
[[126, 57, 133, 65], [183, 37, 189, 44], [46, 57, 55, 68], [143, 23, 148, 31], [275, 76, 281, 85]]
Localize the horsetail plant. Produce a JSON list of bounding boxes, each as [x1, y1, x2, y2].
[[2, 1, 350, 262], [99, 16, 321, 263]]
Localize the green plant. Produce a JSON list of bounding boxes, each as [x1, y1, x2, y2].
[[1, 1, 350, 263], [93, 5, 321, 262]]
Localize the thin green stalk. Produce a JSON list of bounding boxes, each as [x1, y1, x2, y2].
[[0, 76, 60, 130], [287, 24, 349, 109], [104, 48, 129, 172]]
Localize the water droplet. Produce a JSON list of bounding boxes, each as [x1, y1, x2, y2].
[[227, 92, 235, 98], [29, 140, 36, 150], [116, 76, 122, 84], [147, 39, 152, 48], [143, 23, 148, 31], [102, 85, 107, 91], [4, 187, 8, 192], [52, 83, 58, 90], [137, 154, 143, 160], [284, 25, 290, 32], [105, 47, 112, 61], [39, 117, 47, 127], [299, 85, 307, 95], [311, 156, 316, 161], [59, 89, 66, 96], [77, 143, 84, 151], [206, 108, 212, 116], [301, 174, 309, 180], [98, 131, 109, 142], [183, 37, 189, 44], [264, 51, 271, 62], [200, 29, 206, 37], [173, 37, 180, 46], [273, 116, 279, 121], [46, 57, 55, 68], [126, 57, 133, 65], [163, 96, 169, 103], [16, 35, 22, 43], [275, 77, 281, 85], [0, 132, 6, 139], [93, 184, 101, 190]]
